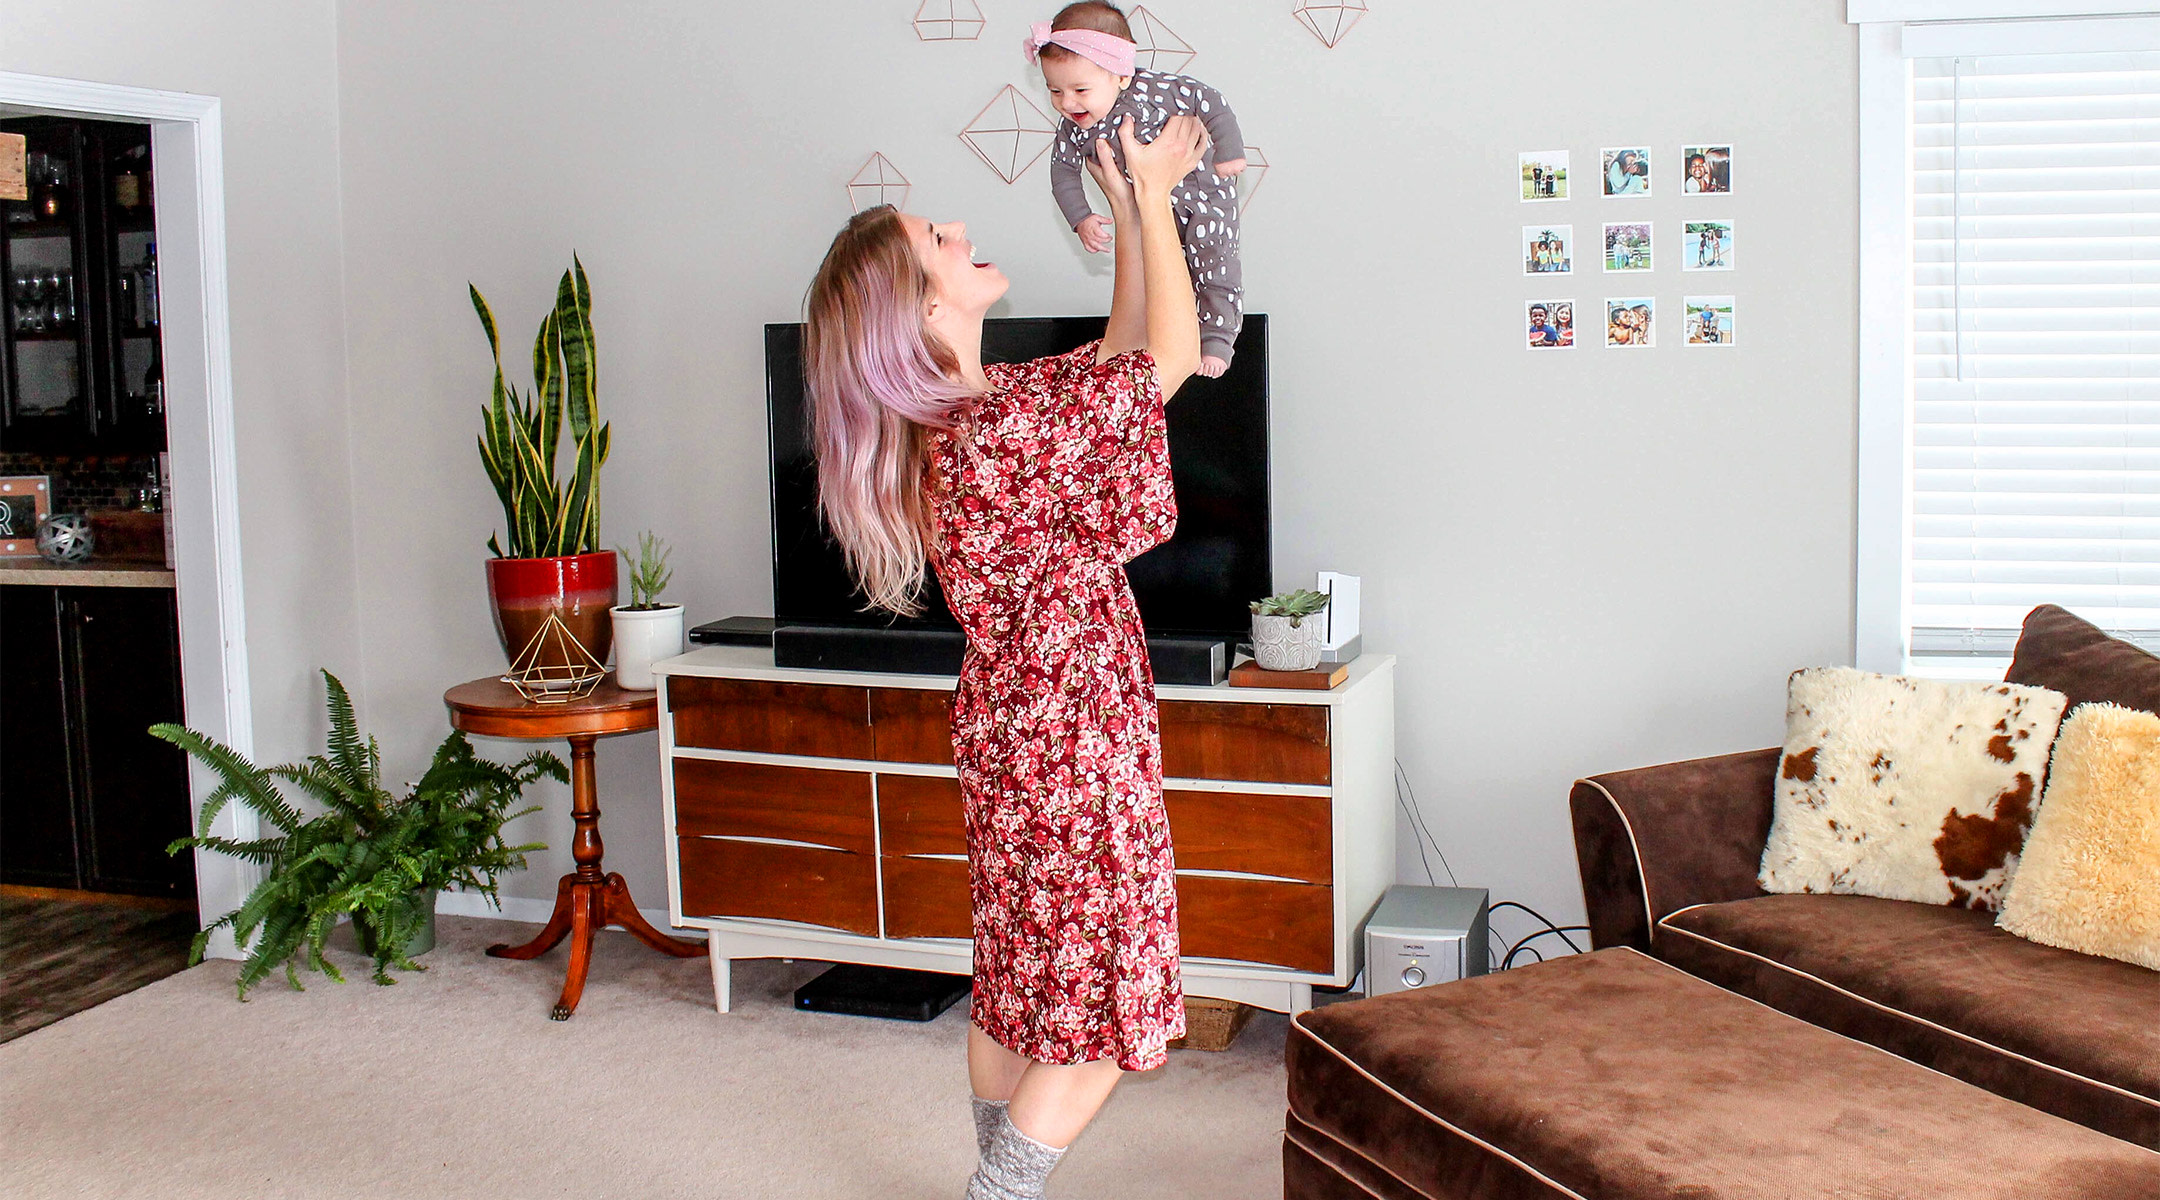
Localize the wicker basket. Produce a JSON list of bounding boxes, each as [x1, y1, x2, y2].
[[1168, 996, 1253, 1052]]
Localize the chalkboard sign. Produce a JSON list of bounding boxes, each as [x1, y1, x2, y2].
[[0, 475, 51, 557]]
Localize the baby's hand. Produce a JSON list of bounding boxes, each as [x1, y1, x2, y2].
[[1213, 158, 1247, 178], [1075, 213, 1113, 254], [1198, 354, 1228, 378]]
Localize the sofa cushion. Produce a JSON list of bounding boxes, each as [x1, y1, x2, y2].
[[1657, 893, 2160, 1148], [1999, 703, 2160, 970], [1286, 948, 2160, 1200], [2008, 604, 2160, 714], [1759, 667, 2066, 910]]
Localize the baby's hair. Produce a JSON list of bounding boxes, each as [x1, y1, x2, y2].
[[1040, 1, 1134, 61]]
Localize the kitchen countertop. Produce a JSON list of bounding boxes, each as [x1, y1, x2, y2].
[[0, 558, 176, 588]]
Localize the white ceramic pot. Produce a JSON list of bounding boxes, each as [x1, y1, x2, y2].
[[610, 604, 685, 690], [1251, 612, 1324, 671]]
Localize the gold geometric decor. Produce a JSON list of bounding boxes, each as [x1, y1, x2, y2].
[[503, 612, 606, 703]]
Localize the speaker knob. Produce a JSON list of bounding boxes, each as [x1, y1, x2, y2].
[[1400, 964, 1426, 989]]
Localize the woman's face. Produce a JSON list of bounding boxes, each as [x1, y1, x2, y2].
[[902, 212, 1008, 320]]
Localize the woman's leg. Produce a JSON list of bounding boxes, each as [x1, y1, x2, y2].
[[968, 1023, 1125, 1147], [1008, 1057, 1124, 1148]]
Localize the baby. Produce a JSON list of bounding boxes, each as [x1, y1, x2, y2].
[[1028, 2, 1247, 377]]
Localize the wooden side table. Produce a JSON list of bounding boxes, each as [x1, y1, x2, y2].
[[444, 677, 706, 1019]]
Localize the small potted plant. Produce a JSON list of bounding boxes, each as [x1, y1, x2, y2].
[[611, 530, 682, 690], [155, 670, 562, 998], [1249, 588, 1331, 671]]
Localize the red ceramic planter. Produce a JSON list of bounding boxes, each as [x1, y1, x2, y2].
[[484, 551, 618, 671]]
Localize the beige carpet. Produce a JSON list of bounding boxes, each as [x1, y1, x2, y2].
[[0, 915, 1290, 1199]]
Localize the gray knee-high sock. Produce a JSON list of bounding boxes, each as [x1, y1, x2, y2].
[[971, 1096, 1009, 1157], [966, 1110, 1066, 1200]]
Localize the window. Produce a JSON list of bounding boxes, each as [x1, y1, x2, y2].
[[1857, 14, 2160, 670]]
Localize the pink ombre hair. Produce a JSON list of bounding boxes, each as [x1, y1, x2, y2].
[[804, 206, 980, 617]]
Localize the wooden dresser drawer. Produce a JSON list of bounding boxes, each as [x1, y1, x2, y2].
[[1165, 788, 1332, 884], [668, 677, 870, 758], [881, 854, 972, 940], [870, 687, 955, 765], [1176, 875, 1334, 973], [1159, 701, 1330, 785], [673, 759, 873, 854], [877, 774, 966, 857], [679, 835, 878, 936]]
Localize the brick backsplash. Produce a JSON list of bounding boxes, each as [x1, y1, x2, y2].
[[0, 451, 160, 513]]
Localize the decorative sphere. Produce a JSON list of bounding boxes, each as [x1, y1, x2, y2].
[[36, 514, 94, 564]]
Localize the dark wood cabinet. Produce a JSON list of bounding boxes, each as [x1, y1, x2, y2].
[[0, 584, 194, 897], [0, 116, 166, 455]]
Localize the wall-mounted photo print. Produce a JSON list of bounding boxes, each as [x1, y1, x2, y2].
[[1521, 150, 1569, 202], [1524, 225, 1573, 275], [1686, 296, 1735, 346], [1604, 223, 1653, 272], [1602, 147, 1651, 197], [1682, 144, 1732, 194], [1682, 220, 1734, 271], [1526, 299, 1576, 349], [1607, 297, 1655, 347]]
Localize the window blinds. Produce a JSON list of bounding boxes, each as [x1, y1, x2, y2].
[[1910, 50, 2160, 656]]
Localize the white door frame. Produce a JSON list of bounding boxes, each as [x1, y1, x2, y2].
[[0, 72, 254, 955]]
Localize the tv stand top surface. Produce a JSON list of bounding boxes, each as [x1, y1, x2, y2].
[[656, 644, 1393, 707]]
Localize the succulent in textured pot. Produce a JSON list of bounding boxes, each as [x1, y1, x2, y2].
[[610, 530, 682, 691], [473, 255, 617, 674], [1249, 588, 1331, 671], [155, 670, 561, 998]]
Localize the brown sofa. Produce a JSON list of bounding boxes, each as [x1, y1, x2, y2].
[[1569, 604, 2160, 1149]]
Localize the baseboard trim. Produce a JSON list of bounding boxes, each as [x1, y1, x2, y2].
[[434, 890, 682, 935]]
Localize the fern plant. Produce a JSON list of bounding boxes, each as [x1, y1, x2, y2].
[[473, 254, 611, 559], [155, 670, 564, 998]]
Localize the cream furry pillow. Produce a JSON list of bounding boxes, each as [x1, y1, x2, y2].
[[1759, 667, 2067, 911], [1997, 703, 2160, 970]]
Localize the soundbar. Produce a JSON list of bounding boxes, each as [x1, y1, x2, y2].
[[771, 623, 1229, 686]]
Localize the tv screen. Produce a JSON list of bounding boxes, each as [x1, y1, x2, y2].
[[767, 315, 1270, 641]]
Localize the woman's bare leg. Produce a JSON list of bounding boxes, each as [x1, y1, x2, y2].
[[1008, 1056, 1124, 1148], [971, 1023, 1126, 1147]]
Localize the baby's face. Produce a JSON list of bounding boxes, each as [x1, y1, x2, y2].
[[1041, 54, 1128, 128]]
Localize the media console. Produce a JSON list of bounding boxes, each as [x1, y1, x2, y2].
[[654, 644, 1397, 1016]]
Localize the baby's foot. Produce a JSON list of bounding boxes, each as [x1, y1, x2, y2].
[[1198, 354, 1229, 378]]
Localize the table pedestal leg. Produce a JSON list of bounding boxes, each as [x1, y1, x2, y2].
[[485, 731, 705, 1019]]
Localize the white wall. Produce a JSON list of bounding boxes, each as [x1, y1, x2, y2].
[[333, 1, 1860, 930], [0, 3, 363, 767]]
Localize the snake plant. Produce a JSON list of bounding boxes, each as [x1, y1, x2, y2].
[[472, 255, 611, 559]]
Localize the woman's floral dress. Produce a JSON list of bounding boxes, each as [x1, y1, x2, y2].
[[925, 340, 1186, 1071]]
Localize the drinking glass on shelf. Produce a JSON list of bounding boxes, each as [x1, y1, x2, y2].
[[43, 271, 66, 332], [17, 272, 45, 333]]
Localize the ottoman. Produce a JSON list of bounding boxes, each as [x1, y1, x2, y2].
[[1286, 948, 2160, 1200]]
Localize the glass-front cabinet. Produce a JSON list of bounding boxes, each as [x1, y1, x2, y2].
[[0, 116, 164, 454]]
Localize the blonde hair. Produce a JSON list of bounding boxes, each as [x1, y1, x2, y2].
[[803, 206, 979, 618]]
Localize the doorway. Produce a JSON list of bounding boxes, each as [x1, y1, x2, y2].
[[0, 73, 253, 1031]]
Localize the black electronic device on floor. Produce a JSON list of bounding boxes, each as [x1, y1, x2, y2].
[[794, 963, 971, 1022]]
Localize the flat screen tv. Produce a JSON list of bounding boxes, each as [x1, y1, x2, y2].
[[767, 315, 1270, 642]]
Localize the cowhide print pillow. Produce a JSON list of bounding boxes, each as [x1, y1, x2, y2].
[[1759, 667, 2068, 911]]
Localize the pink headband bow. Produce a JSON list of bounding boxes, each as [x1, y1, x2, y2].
[[1023, 22, 1137, 76]]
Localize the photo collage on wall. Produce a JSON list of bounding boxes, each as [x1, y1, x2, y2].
[[1518, 145, 1735, 350]]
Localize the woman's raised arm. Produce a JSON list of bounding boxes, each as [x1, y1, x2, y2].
[[1087, 116, 1207, 397], [1088, 138, 1146, 363]]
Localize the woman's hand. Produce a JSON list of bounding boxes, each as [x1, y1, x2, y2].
[[1084, 138, 1136, 218], [1120, 114, 1209, 198]]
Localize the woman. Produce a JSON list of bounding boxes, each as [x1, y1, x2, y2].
[[804, 116, 1210, 1200]]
